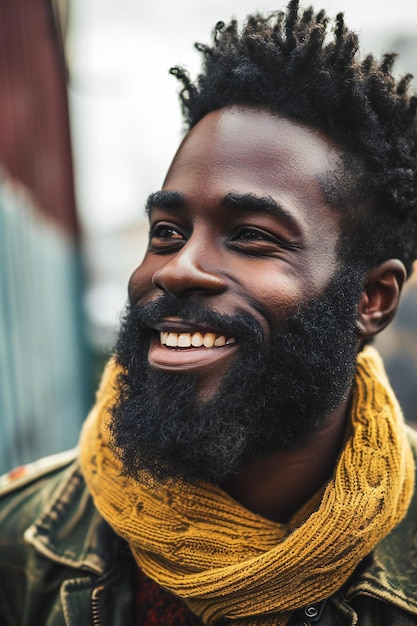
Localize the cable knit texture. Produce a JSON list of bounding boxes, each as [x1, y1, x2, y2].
[[80, 346, 415, 625]]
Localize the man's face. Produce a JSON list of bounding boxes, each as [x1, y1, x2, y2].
[[110, 107, 362, 484]]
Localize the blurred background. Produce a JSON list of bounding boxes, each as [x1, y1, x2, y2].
[[1, 0, 416, 474]]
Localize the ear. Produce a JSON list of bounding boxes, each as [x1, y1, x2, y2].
[[357, 259, 406, 340]]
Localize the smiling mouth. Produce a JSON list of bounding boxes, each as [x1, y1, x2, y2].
[[148, 323, 238, 372]]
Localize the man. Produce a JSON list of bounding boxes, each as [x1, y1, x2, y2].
[[1, 1, 417, 624]]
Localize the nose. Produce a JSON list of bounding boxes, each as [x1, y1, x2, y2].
[[152, 238, 227, 297]]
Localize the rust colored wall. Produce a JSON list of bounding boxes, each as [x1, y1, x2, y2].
[[0, 0, 78, 235]]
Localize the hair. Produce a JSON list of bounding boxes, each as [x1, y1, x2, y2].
[[170, 0, 417, 276]]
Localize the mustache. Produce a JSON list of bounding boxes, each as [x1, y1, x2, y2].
[[122, 294, 264, 344]]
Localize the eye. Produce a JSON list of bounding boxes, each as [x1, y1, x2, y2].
[[148, 222, 186, 250], [150, 223, 184, 240], [233, 228, 272, 242], [228, 226, 299, 257]]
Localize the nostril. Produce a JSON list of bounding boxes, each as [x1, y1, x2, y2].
[[151, 270, 169, 291], [151, 258, 227, 296]]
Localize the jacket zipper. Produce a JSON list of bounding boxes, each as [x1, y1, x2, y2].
[[91, 585, 105, 626]]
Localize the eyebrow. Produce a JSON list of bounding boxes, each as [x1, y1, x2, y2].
[[146, 190, 302, 237], [146, 191, 186, 215], [221, 192, 302, 236]]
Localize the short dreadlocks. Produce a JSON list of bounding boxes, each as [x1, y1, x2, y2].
[[170, 0, 417, 276]]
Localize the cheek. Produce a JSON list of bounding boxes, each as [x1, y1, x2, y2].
[[247, 272, 307, 328], [128, 261, 155, 305]]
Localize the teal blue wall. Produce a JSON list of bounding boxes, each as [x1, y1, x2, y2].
[[0, 173, 90, 473]]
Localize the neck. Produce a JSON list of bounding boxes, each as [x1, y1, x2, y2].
[[221, 397, 351, 523]]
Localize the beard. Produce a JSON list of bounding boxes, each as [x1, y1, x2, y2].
[[109, 265, 363, 486]]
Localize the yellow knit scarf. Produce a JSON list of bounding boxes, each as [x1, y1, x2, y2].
[[80, 346, 415, 625]]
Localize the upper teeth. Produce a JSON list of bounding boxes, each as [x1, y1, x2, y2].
[[160, 331, 236, 348]]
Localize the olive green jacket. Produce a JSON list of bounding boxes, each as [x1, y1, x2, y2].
[[1, 428, 417, 626]]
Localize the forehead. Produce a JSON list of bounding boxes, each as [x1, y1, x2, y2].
[[163, 106, 343, 202]]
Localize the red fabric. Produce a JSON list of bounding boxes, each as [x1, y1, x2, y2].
[[136, 569, 204, 625]]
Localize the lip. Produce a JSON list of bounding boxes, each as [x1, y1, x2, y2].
[[148, 334, 239, 373], [153, 317, 229, 336]]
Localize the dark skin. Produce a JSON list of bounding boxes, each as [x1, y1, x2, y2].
[[129, 106, 406, 522]]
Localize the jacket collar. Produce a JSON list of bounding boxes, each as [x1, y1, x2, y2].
[[24, 458, 127, 575]]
